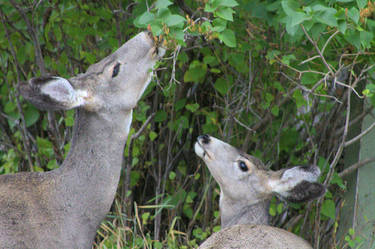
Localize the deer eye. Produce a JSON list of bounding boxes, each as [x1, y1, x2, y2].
[[238, 161, 248, 172], [112, 63, 121, 78]]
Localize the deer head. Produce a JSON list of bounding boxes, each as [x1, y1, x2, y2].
[[20, 32, 164, 113], [194, 134, 325, 227]]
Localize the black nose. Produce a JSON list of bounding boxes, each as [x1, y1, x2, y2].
[[198, 134, 210, 144]]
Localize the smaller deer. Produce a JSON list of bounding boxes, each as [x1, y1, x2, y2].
[[194, 134, 326, 249]]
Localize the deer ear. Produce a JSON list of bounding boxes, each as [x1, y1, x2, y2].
[[269, 165, 326, 202], [279, 181, 326, 202], [20, 76, 88, 111]]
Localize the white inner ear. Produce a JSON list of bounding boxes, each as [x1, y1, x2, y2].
[[40, 77, 87, 107]]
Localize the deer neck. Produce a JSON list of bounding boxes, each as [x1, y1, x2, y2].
[[56, 108, 132, 221], [219, 192, 270, 229]]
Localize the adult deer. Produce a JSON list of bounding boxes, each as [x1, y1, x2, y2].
[[0, 32, 164, 249], [194, 135, 326, 249]]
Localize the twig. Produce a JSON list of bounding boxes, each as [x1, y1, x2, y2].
[[335, 106, 373, 136], [344, 118, 375, 147], [9, 0, 46, 74], [131, 113, 156, 140], [299, 30, 339, 65], [233, 117, 255, 133], [338, 157, 375, 178], [300, 24, 335, 76], [169, 45, 182, 85]]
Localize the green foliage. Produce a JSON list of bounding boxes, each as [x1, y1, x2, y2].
[[1, 0, 375, 248]]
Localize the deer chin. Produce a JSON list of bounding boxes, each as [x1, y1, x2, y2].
[[194, 142, 214, 161]]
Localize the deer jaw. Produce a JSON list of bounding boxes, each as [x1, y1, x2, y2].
[[195, 135, 325, 228]]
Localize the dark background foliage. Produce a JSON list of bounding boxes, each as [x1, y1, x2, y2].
[[0, 0, 374, 248]]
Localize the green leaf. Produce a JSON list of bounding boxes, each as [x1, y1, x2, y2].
[[169, 171, 176, 180], [204, 3, 216, 12], [185, 103, 200, 112], [24, 106, 40, 127], [331, 172, 346, 189], [216, 7, 235, 21], [360, 30, 373, 49], [292, 12, 311, 26], [281, 54, 296, 65], [157, 7, 172, 19], [176, 116, 189, 129], [266, 50, 281, 64], [277, 203, 284, 214], [269, 204, 276, 216], [37, 137, 54, 157], [53, 26, 62, 41], [218, 29, 236, 47], [134, 11, 155, 27], [165, 14, 185, 27], [150, 22, 163, 35], [175, 98, 187, 111], [184, 61, 207, 83], [47, 159, 58, 170], [65, 109, 74, 127], [4, 101, 16, 114], [149, 131, 158, 141], [281, 0, 300, 16], [313, 5, 338, 26], [214, 78, 231, 95], [338, 20, 347, 34], [154, 110, 167, 122], [213, 225, 221, 232], [155, 0, 173, 9], [345, 30, 361, 49], [212, 18, 227, 32], [271, 106, 279, 116], [154, 241, 163, 249], [356, 0, 367, 8], [216, 0, 239, 7], [347, 7, 359, 24], [301, 72, 319, 85], [321, 199, 336, 219], [203, 55, 218, 66], [171, 29, 185, 45]]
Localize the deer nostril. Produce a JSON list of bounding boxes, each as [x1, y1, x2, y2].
[[198, 134, 210, 144]]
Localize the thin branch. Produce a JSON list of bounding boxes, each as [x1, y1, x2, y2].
[[324, 87, 351, 185], [335, 80, 364, 99], [299, 30, 339, 65], [344, 118, 375, 147], [233, 117, 255, 133], [9, 0, 47, 75], [131, 113, 156, 140], [300, 24, 335, 75], [339, 157, 375, 178]]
